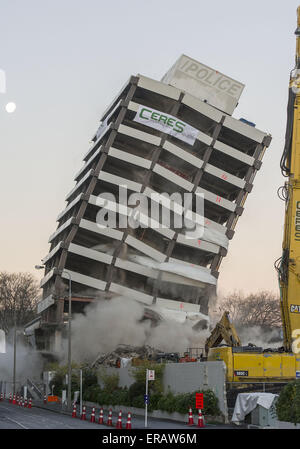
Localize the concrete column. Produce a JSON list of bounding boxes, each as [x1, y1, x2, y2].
[[54, 330, 63, 354]]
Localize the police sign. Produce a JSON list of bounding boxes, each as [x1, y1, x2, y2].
[[162, 54, 245, 115]]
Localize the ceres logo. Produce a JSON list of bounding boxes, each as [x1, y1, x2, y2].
[[134, 104, 199, 146], [0, 69, 16, 114], [139, 108, 185, 133]]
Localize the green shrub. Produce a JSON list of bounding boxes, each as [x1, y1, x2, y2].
[[201, 390, 221, 416], [131, 394, 145, 409], [48, 365, 101, 400], [276, 381, 300, 424], [83, 384, 101, 402], [128, 382, 145, 403], [157, 391, 176, 413], [111, 388, 130, 407], [99, 369, 119, 392], [49, 369, 80, 397], [98, 390, 113, 406], [173, 392, 193, 414], [154, 389, 220, 416], [148, 392, 161, 412], [83, 369, 98, 390], [131, 362, 165, 395]]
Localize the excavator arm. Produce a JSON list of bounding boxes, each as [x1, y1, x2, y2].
[[276, 6, 300, 352], [205, 311, 241, 356]]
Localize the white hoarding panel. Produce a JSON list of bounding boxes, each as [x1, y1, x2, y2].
[[0, 330, 5, 353]]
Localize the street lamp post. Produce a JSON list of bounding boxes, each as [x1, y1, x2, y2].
[[63, 270, 72, 411], [35, 265, 72, 410], [13, 309, 16, 396]]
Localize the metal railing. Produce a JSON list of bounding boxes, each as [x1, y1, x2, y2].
[[27, 378, 43, 399]]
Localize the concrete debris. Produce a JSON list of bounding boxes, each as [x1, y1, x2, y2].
[[91, 344, 164, 368]]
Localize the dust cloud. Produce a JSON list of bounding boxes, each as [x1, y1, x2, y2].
[[0, 331, 43, 392], [236, 325, 282, 349], [63, 296, 210, 363]]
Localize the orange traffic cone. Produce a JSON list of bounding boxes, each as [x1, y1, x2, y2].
[[188, 407, 194, 426], [107, 409, 113, 426], [126, 412, 132, 429], [44, 395, 47, 404], [24, 398, 28, 408], [81, 406, 86, 420], [28, 398, 32, 409], [72, 403, 77, 418], [90, 407, 96, 423], [197, 409, 204, 428], [116, 410, 122, 429], [98, 408, 104, 424], [12, 394, 16, 405], [9, 393, 12, 403], [0, 393, 3, 401]]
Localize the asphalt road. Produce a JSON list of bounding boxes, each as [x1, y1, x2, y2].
[[0, 400, 222, 429], [0, 401, 99, 429]]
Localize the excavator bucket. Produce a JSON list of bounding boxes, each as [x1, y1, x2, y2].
[[205, 311, 241, 355]]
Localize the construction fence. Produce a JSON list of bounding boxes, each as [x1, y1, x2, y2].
[[97, 360, 228, 418]]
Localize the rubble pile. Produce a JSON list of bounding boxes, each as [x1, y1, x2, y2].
[[91, 344, 164, 368]]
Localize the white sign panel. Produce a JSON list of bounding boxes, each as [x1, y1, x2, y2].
[[134, 105, 199, 146], [148, 370, 155, 381], [0, 330, 5, 353], [62, 389, 67, 405], [162, 54, 245, 115]]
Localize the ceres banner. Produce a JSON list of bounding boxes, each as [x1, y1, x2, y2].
[[134, 105, 199, 146]]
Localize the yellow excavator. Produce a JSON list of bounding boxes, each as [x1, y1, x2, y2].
[[207, 7, 300, 383]]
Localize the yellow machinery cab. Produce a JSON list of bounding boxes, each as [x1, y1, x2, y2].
[[208, 346, 300, 382]]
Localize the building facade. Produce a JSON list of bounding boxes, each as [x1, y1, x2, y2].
[[25, 56, 271, 354]]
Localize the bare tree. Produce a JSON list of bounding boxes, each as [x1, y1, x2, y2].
[[0, 272, 40, 334], [217, 290, 282, 328]]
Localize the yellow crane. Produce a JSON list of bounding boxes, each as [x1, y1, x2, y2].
[[276, 6, 300, 353], [207, 7, 300, 383]]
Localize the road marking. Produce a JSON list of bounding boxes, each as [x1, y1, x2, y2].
[[6, 417, 28, 429]]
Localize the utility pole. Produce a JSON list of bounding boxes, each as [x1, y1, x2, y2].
[[80, 369, 82, 416], [13, 309, 16, 395], [64, 271, 72, 411]]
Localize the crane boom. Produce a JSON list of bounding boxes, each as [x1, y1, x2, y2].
[[208, 7, 300, 383], [277, 6, 300, 352]]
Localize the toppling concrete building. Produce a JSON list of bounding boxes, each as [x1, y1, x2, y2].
[[25, 55, 271, 354]]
